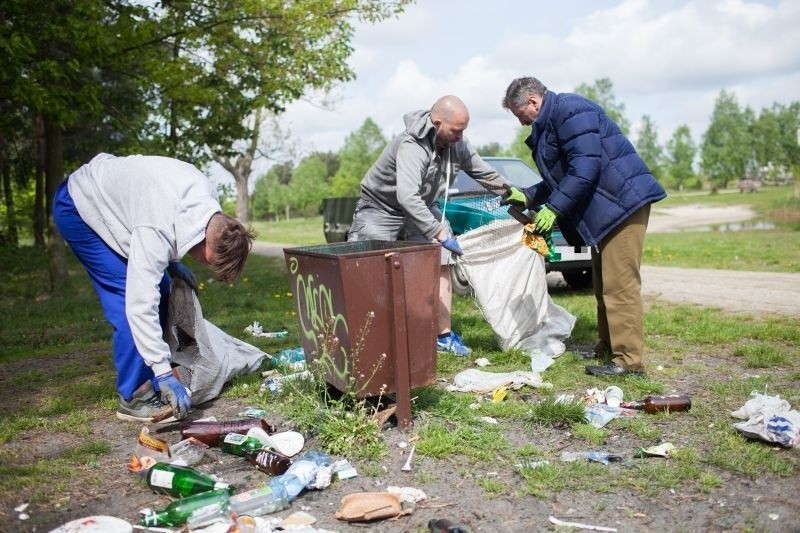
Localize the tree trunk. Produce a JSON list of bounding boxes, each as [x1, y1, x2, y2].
[[0, 137, 19, 246], [44, 114, 69, 295], [235, 173, 250, 223], [2, 157, 18, 247], [34, 116, 46, 247]]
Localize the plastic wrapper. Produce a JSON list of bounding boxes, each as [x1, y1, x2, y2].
[[127, 427, 170, 474]]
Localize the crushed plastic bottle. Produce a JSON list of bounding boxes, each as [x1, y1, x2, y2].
[[559, 451, 622, 465], [269, 449, 331, 502]]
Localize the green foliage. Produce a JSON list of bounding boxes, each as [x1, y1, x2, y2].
[[733, 343, 789, 368], [288, 156, 331, 216], [503, 127, 533, 161], [329, 118, 387, 197], [526, 396, 587, 427], [574, 78, 631, 135], [636, 115, 665, 182], [476, 142, 504, 156], [701, 90, 753, 189], [665, 124, 698, 190]]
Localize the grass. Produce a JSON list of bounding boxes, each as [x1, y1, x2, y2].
[[1, 186, 799, 523]]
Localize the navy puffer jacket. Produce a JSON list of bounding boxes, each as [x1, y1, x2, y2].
[[523, 91, 666, 247]]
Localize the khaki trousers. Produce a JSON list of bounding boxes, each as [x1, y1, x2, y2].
[[591, 204, 650, 372]]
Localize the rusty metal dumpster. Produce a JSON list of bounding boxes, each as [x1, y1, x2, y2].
[[283, 240, 440, 427]]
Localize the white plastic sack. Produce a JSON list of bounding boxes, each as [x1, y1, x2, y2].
[[731, 391, 800, 448], [165, 278, 267, 405], [447, 368, 552, 393], [455, 219, 576, 371]]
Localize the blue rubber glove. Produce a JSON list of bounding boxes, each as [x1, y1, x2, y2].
[[167, 262, 198, 291], [533, 206, 557, 233], [499, 186, 527, 207], [155, 371, 191, 419], [439, 235, 464, 256]]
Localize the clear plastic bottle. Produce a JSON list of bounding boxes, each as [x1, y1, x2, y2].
[[229, 483, 289, 517], [146, 462, 230, 497], [179, 418, 277, 446], [140, 488, 231, 527], [269, 449, 331, 502]]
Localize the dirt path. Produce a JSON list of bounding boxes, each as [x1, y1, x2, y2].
[[253, 204, 800, 317]]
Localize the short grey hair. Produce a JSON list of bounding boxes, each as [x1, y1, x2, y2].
[[502, 77, 548, 109]]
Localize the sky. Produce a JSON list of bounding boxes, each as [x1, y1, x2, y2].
[[271, 0, 799, 163]]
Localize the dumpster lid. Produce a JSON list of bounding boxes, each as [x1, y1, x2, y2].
[[284, 240, 439, 258]]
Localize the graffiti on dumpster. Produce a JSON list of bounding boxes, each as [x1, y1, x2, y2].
[[288, 257, 350, 362]]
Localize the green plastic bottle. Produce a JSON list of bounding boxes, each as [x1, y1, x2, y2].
[[140, 488, 231, 527], [146, 462, 231, 497], [218, 432, 267, 457]]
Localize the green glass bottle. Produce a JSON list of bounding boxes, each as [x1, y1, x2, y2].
[[218, 432, 267, 457], [140, 488, 231, 527], [146, 462, 231, 497]]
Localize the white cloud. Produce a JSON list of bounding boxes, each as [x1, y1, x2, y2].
[[271, 0, 800, 162]]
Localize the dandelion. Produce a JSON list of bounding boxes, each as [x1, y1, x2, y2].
[[242, 277, 249, 283], [274, 293, 280, 298], [286, 292, 293, 297]]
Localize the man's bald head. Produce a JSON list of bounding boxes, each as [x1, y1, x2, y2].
[[431, 95, 469, 124], [430, 95, 469, 149]]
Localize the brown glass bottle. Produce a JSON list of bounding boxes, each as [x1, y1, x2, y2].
[[622, 394, 692, 413], [180, 418, 277, 446], [245, 449, 292, 476]]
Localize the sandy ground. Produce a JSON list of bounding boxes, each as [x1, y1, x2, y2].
[[254, 204, 800, 318]]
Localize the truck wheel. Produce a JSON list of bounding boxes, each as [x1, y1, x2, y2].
[[451, 262, 472, 297], [562, 269, 593, 289]]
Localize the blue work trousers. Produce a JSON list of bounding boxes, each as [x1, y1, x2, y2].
[[52, 180, 170, 400]]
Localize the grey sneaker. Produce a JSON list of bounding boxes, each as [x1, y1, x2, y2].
[[116, 385, 175, 423]]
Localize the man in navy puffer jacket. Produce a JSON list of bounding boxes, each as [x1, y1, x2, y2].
[[501, 77, 666, 376]]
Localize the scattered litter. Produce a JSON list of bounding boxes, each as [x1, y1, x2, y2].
[[555, 393, 576, 404], [168, 437, 208, 466], [480, 416, 498, 424], [549, 515, 618, 531], [635, 442, 676, 458], [560, 451, 623, 465], [372, 404, 397, 427], [584, 387, 606, 404], [491, 386, 508, 403], [603, 386, 624, 408], [447, 369, 551, 393], [245, 427, 305, 457], [769, 513, 779, 521], [334, 492, 412, 522], [402, 446, 415, 472], [474, 357, 491, 367], [244, 321, 288, 338], [280, 510, 317, 528], [468, 402, 481, 410], [127, 426, 170, 474], [398, 441, 408, 449], [238, 406, 267, 418], [332, 460, 358, 480], [259, 370, 313, 394], [731, 391, 800, 447], [15, 503, 29, 522], [49, 515, 133, 532], [387, 486, 427, 503], [585, 404, 620, 428], [272, 347, 307, 371], [515, 460, 550, 470]]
